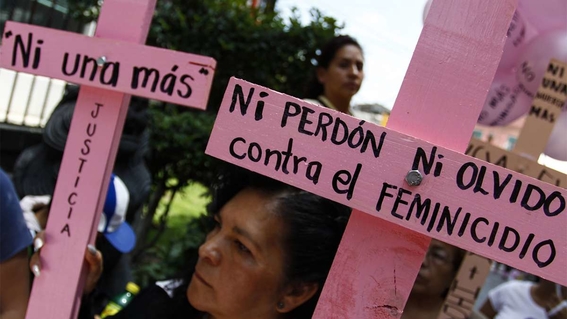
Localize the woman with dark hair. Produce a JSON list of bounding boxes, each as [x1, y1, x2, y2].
[[51, 167, 351, 319], [304, 35, 365, 114], [401, 239, 467, 319]]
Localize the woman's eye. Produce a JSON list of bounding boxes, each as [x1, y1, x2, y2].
[[235, 240, 251, 254], [433, 252, 449, 262], [211, 217, 221, 230]]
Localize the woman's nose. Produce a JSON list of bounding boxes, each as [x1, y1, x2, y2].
[[199, 236, 222, 266], [349, 65, 361, 77]]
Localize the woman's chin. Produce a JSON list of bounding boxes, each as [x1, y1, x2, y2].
[[410, 282, 428, 295], [188, 281, 218, 315], [343, 92, 358, 102], [187, 281, 204, 309]]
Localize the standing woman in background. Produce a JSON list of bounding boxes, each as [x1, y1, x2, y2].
[[304, 35, 365, 114]]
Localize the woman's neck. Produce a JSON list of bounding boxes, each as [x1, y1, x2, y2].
[[402, 292, 444, 319], [321, 93, 350, 114], [531, 280, 565, 310]]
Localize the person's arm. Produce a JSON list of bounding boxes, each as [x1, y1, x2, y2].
[[0, 249, 31, 319], [0, 169, 33, 319], [479, 298, 498, 319]]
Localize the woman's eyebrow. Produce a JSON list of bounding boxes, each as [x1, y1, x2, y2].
[[233, 226, 262, 252]]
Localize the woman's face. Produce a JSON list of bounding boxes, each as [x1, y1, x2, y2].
[[412, 239, 460, 297], [187, 188, 288, 319], [317, 44, 365, 102]]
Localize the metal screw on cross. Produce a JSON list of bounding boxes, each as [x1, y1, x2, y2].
[[0, 0, 216, 318], [96, 56, 107, 67], [405, 170, 423, 186]]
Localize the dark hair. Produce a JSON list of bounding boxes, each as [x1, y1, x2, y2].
[[276, 191, 350, 318], [451, 248, 467, 272], [166, 166, 351, 319], [304, 35, 363, 99]]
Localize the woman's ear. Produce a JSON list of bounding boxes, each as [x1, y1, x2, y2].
[[316, 67, 327, 85], [276, 282, 319, 313]]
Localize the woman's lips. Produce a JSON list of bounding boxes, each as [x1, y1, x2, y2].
[[415, 274, 427, 284], [194, 271, 212, 288], [344, 82, 359, 90]]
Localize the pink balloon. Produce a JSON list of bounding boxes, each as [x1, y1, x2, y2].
[[518, 0, 567, 34], [498, 10, 538, 71], [544, 105, 567, 161], [515, 29, 567, 97], [478, 70, 532, 126]]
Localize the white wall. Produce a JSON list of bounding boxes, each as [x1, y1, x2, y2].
[[0, 68, 66, 126]]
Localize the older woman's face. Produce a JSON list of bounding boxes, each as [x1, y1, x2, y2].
[[187, 188, 287, 319], [317, 44, 364, 101], [412, 239, 460, 297]]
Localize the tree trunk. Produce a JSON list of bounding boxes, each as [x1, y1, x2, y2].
[[131, 175, 167, 259], [137, 186, 179, 254], [264, 0, 277, 13]]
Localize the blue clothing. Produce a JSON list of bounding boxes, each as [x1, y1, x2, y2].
[[0, 168, 33, 262]]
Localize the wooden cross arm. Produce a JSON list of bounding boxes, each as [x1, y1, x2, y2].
[[206, 77, 566, 286], [1, 22, 216, 109]]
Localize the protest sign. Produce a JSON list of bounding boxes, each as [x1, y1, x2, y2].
[[207, 78, 566, 285], [2, 22, 215, 109], [207, 2, 523, 318]]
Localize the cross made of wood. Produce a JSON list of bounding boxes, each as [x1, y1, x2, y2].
[[206, 1, 566, 318], [0, 0, 216, 318]]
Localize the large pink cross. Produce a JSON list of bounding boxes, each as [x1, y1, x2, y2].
[[0, 1, 216, 318], [206, 0, 565, 318]]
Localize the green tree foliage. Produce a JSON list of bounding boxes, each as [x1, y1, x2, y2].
[[141, 0, 343, 198], [148, 0, 341, 110], [142, 0, 341, 247]]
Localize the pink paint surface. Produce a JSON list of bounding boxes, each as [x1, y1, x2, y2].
[[207, 75, 564, 287], [316, 211, 430, 318], [25, 87, 130, 319], [312, 1, 520, 317], [388, 0, 518, 154], [1, 21, 216, 110], [23, 0, 161, 318]]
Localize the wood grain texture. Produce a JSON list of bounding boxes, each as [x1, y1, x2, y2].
[[207, 74, 565, 286], [389, 0, 518, 154], [315, 1, 519, 317], [24, 1, 157, 318], [1, 22, 215, 110], [315, 211, 429, 318]]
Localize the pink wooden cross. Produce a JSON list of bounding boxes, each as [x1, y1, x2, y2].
[[0, 0, 216, 318], [206, 1, 565, 318]]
